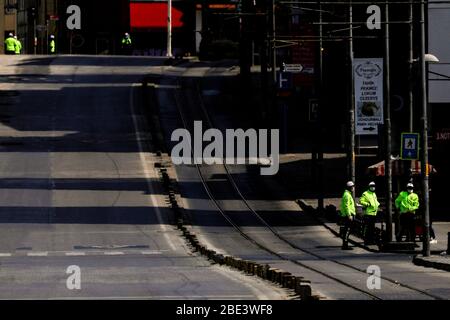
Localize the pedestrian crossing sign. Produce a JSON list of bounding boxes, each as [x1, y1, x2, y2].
[[401, 132, 419, 160]]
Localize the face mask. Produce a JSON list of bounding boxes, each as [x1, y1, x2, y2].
[[370, 187, 375, 192], [407, 189, 413, 193]]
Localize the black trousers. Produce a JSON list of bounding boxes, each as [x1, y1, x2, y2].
[[340, 217, 353, 248], [5, 50, 15, 55], [363, 215, 377, 245], [398, 212, 416, 242]]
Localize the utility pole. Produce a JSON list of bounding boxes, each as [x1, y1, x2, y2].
[[419, 0, 430, 257], [167, 0, 173, 57], [408, 2, 414, 132], [271, 0, 277, 84], [260, 0, 269, 124], [384, 2, 393, 243], [317, 1, 324, 211], [348, 0, 355, 190]]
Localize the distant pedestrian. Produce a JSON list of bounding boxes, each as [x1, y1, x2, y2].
[[14, 36, 22, 55], [359, 181, 380, 245], [4, 33, 16, 55], [121, 32, 132, 55], [49, 35, 56, 54], [395, 183, 419, 242], [339, 181, 356, 250]]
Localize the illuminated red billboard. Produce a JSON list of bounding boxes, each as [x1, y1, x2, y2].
[[130, 2, 184, 29]]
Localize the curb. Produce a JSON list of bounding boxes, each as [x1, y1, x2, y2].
[[143, 78, 316, 301], [413, 255, 450, 272]]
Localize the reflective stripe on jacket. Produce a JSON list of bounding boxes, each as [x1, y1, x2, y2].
[[395, 191, 419, 214], [340, 190, 356, 217], [360, 190, 380, 216]]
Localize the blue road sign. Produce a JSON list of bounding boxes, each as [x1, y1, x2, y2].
[[401, 132, 419, 160], [277, 72, 292, 90]]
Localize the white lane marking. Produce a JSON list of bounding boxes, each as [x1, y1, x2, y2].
[[27, 252, 48, 257], [129, 83, 176, 251], [0, 253, 12, 257], [65, 252, 86, 256], [141, 250, 163, 255], [104, 251, 124, 256]]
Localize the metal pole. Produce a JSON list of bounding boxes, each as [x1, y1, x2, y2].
[[349, 0, 356, 190], [318, 1, 324, 211], [384, 2, 393, 243], [33, 18, 37, 55], [271, 0, 277, 84], [167, 0, 173, 57], [409, 2, 414, 132], [419, 0, 430, 257]]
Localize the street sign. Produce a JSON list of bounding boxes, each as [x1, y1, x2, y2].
[[353, 58, 384, 135], [282, 63, 303, 73], [401, 132, 419, 160]]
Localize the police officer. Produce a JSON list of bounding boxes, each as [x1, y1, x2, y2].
[[49, 35, 56, 54], [395, 183, 419, 242], [359, 181, 380, 245], [121, 32, 132, 55], [340, 181, 356, 250], [4, 33, 16, 55], [14, 36, 22, 55]]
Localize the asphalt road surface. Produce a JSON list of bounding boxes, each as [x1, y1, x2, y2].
[[0, 55, 290, 300]]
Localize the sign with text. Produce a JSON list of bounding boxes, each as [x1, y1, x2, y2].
[[354, 58, 384, 135], [282, 63, 303, 73]]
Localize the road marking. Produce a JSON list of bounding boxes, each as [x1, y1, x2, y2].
[[129, 83, 176, 251], [141, 250, 163, 255], [0, 253, 12, 257], [65, 252, 86, 256], [104, 251, 124, 255], [27, 252, 48, 257]]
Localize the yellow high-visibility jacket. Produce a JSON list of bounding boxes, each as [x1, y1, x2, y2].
[[360, 190, 380, 216], [340, 190, 356, 217]]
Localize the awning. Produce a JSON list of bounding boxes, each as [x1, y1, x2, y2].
[[367, 160, 436, 176], [130, 3, 184, 30]]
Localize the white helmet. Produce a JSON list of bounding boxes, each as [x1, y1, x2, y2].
[[125, 32, 129, 37], [50, 35, 55, 39], [407, 183, 414, 189], [14, 36, 17, 39], [346, 181, 355, 188], [369, 181, 376, 187], [8, 33, 13, 37]]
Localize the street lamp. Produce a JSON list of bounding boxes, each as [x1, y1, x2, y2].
[[424, 54, 439, 63]]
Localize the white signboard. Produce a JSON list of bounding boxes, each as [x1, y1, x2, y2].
[[283, 63, 303, 73], [353, 58, 384, 135]]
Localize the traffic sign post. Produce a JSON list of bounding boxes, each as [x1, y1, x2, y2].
[[282, 63, 303, 73], [401, 132, 419, 160]]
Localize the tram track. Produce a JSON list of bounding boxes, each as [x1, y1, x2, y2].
[[159, 61, 444, 300]]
